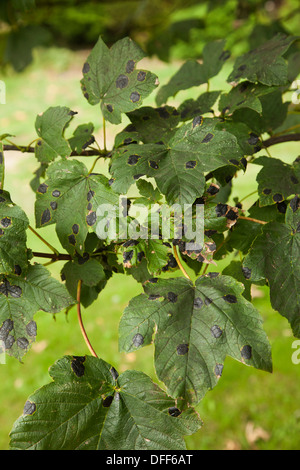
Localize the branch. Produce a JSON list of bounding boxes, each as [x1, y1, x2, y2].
[[263, 133, 300, 148], [3, 144, 111, 158], [32, 251, 72, 261]]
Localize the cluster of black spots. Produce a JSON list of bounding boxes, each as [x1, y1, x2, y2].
[[192, 116, 203, 128], [127, 154, 140, 165], [207, 184, 219, 195], [41, 208, 51, 225], [167, 292, 178, 303], [26, 320, 37, 337], [210, 325, 223, 339], [0, 217, 12, 228], [71, 356, 86, 377], [176, 343, 189, 355], [130, 91, 141, 103], [0, 279, 22, 298], [223, 294, 237, 304], [126, 60, 135, 73], [214, 363, 224, 377], [132, 333, 144, 348], [241, 344, 252, 360], [201, 133, 214, 143], [290, 195, 300, 213], [116, 74, 129, 89], [37, 183, 48, 194], [86, 211, 97, 226], [242, 266, 251, 279], [168, 407, 182, 417], [23, 400, 36, 416]]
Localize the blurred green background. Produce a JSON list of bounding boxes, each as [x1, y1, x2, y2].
[[0, 0, 300, 451]]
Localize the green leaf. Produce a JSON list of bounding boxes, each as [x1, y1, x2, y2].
[[81, 36, 158, 124], [0, 198, 29, 275], [243, 196, 300, 337], [35, 159, 119, 255], [119, 274, 272, 404], [68, 123, 95, 154], [0, 264, 75, 360], [219, 81, 277, 116], [9, 355, 201, 450], [227, 34, 298, 86], [255, 156, 300, 206], [34, 107, 75, 163], [222, 260, 251, 301], [122, 239, 170, 275], [110, 117, 244, 205], [156, 40, 229, 106], [0, 142, 4, 189], [178, 91, 221, 121]]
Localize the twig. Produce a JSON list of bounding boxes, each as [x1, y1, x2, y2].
[[173, 245, 192, 281], [3, 144, 110, 158], [32, 251, 72, 260], [263, 133, 300, 148], [239, 216, 267, 225], [28, 225, 59, 256], [77, 280, 98, 358]]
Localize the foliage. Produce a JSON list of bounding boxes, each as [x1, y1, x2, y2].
[[1, 27, 300, 450]]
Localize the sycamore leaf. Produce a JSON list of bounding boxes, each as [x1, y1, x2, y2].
[[81, 36, 158, 124], [227, 34, 298, 86], [219, 81, 277, 116], [35, 159, 119, 255], [119, 274, 272, 404], [9, 355, 201, 450], [34, 106, 75, 163], [156, 40, 229, 105], [0, 264, 75, 360], [110, 117, 244, 205], [243, 195, 300, 337], [68, 123, 95, 154]]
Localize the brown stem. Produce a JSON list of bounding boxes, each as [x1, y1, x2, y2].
[[263, 133, 300, 148], [32, 251, 72, 260], [77, 280, 98, 358], [3, 144, 111, 158], [173, 245, 192, 281]]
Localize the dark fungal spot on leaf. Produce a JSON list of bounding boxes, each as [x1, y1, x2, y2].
[[177, 343, 189, 355], [82, 62, 90, 74], [5, 336, 15, 349], [137, 71, 146, 81], [9, 285, 22, 298], [148, 294, 161, 301], [241, 345, 252, 360], [106, 104, 113, 113], [71, 356, 85, 377], [132, 333, 144, 347], [87, 203, 92, 211], [192, 116, 203, 128], [17, 337, 29, 349], [116, 74, 129, 89], [103, 395, 114, 408], [37, 183, 48, 194], [0, 217, 11, 228], [128, 154, 140, 165], [14, 265, 22, 276], [168, 407, 182, 417], [137, 251, 145, 262], [149, 160, 159, 170], [72, 224, 79, 234], [78, 252, 90, 265], [214, 363, 224, 377], [194, 297, 203, 309], [110, 366, 119, 380], [240, 157, 247, 170], [242, 266, 252, 279], [186, 160, 197, 169], [23, 400, 36, 416], [223, 294, 237, 303], [130, 91, 141, 103], [26, 320, 37, 337], [211, 325, 223, 339], [263, 188, 272, 195], [0, 319, 14, 340], [86, 211, 97, 226], [156, 107, 170, 119], [133, 174, 144, 180], [148, 277, 158, 283], [273, 193, 283, 203], [290, 195, 300, 213], [68, 234, 76, 246], [229, 159, 240, 166], [123, 239, 139, 248], [290, 175, 299, 184], [219, 50, 231, 61], [248, 133, 259, 145], [204, 297, 213, 305], [201, 133, 214, 143], [108, 178, 115, 186], [52, 190, 61, 198], [215, 203, 228, 217], [207, 184, 219, 195], [207, 272, 219, 278], [238, 64, 247, 72], [0, 228, 5, 236], [226, 209, 239, 221], [126, 59, 135, 73], [123, 250, 134, 263], [87, 190, 95, 202], [276, 201, 287, 214], [296, 222, 300, 233], [50, 201, 57, 210], [167, 292, 178, 303]]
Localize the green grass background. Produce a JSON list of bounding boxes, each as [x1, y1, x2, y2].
[[0, 46, 300, 450]]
